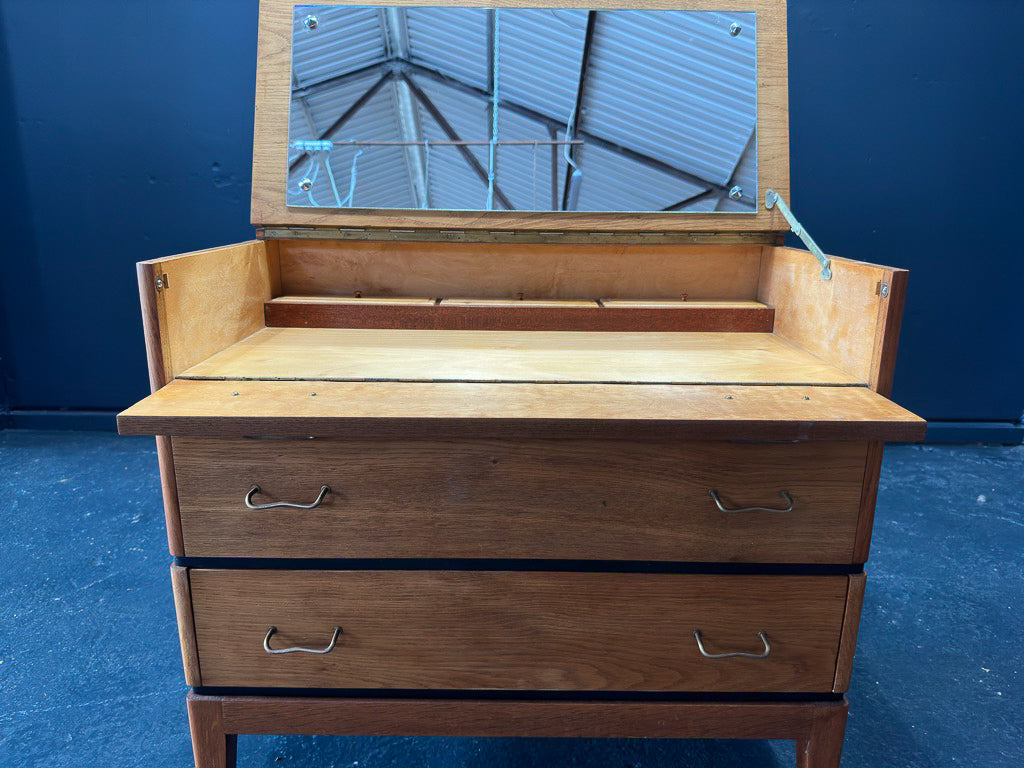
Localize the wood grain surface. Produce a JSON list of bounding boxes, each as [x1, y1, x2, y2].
[[139, 241, 272, 380], [178, 327, 859, 385], [170, 566, 201, 686], [758, 248, 908, 390], [274, 240, 764, 300], [853, 441, 885, 563], [265, 297, 775, 332], [205, 693, 847, 741], [832, 572, 866, 693], [186, 696, 237, 768], [188, 570, 849, 692], [251, 0, 790, 232], [117, 379, 927, 441], [172, 438, 867, 562]]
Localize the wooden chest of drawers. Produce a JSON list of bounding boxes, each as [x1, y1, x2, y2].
[[118, 1, 926, 765]]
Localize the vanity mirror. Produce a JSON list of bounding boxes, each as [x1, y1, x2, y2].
[[286, 5, 758, 213]]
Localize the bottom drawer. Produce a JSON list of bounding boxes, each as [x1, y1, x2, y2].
[[186, 570, 858, 693]]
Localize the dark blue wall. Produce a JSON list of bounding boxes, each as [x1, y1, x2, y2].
[[1, 0, 1022, 422], [0, 0, 257, 411]]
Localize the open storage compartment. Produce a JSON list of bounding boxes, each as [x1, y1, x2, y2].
[[120, 238, 921, 440]]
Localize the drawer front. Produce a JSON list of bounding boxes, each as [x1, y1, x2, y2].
[[189, 570, 852, 692], [173, 438, 868, 562]]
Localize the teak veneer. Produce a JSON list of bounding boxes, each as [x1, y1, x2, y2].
[[119, 2, 925, 766]]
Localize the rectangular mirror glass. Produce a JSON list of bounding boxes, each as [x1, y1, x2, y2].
[[288, 5, 757, 213]]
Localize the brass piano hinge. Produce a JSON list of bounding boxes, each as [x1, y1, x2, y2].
[[255, 226, 779, 246]]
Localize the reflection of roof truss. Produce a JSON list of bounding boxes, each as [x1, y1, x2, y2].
[[289, 9, 757, 211], [290, 59, 732, 202]]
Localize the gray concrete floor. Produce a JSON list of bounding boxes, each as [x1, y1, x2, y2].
[[1, 432, 1020, 767]]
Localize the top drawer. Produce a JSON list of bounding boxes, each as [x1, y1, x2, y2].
[[171, 438, 869, 563]]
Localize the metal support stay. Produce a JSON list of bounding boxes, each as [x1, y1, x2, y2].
[[765, 190, 832, 280]]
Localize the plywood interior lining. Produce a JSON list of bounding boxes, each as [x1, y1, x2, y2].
[[178, 327, 860, 386], [274, 240, 764, 300]]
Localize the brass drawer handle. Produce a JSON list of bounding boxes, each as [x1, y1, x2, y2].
[[693, 629, 771, 659], [708, 489, 793, 514], [263, 625, 342, 655], [245, 484, 331, 510]]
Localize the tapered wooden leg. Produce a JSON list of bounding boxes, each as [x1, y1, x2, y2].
[[187, 694, 237, 768], [796, 699, 848, 768]]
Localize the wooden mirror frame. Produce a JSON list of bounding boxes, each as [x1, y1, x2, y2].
[[252, 0, 790, 232]]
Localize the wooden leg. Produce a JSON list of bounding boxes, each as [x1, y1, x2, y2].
[[187, 694, 237, 768], [796, 699, 848, 768]]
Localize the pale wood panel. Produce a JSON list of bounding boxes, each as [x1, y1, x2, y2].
[[172, 438, 867, 562], [189, 570, 847, 692], [117, 379, 928, 441], [440, 298, 598, 307], [180, 327, 858, 385], [252, 0, 789, 232], [276, 240, 762, 300], [602, 300, 767, 309], [212, 692, 846, 740], [273, 296, 437, 305], [142, 241, 272, 379], [758, 247, 908, 393]]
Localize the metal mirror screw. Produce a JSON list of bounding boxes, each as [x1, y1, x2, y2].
[[729, 185, 744, 200], [299, 178, 313, 192], [880, 283, 890, 298], [264, 625, 341, 655], [693, 630, 771, 659], [729, 22, 742, 36], [303, 15, 319, 30]]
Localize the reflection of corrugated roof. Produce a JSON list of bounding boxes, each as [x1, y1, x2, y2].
[[288, 6, 757, 212]]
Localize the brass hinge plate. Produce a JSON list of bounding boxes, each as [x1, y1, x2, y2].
[[255, 226, 782, 245]]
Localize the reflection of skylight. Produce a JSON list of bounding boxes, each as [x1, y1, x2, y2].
[[287, 6, 758, 213]]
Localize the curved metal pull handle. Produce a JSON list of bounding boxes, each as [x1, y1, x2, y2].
[[263, 625, 342, 655], [708, 489, 793, 514], [693, 630, 771, 659], [245, 485, 330, 510]]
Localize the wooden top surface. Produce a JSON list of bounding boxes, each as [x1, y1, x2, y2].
[[252, 0, 790, 233], [117, 378, 925, 441], [178, 327, 860, 386]]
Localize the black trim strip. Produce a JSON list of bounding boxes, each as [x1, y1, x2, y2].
[[173, 556, 863, 575], [191, 686, 843, 703]]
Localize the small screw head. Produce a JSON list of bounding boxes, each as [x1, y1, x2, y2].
[[880, 282, 890, 298], [231, 391, 239, 396], [802, 395, 811, 401], [724, 395, 734, 400], [309, 392, 317, 397], [729, 185, 744, 200], [303, 15, 319, 30], [729, 22, 742, 36], [299, 178, 313, 192]]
